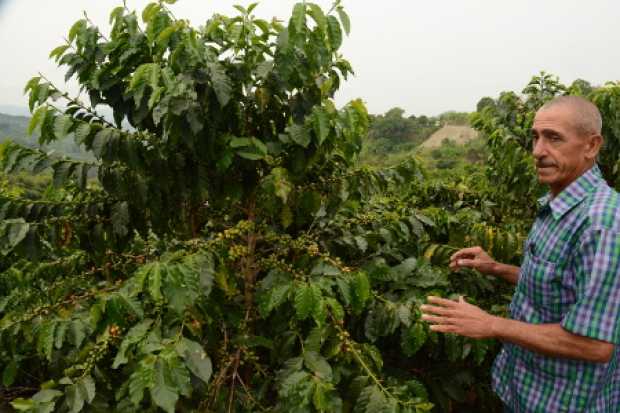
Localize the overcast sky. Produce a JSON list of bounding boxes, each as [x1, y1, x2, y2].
[[1, 0, 619, 116]]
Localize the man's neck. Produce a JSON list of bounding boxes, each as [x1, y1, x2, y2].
[[549, 163, 595, 198]]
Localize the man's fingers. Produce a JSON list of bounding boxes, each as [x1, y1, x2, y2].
[[449, 246, 483, 261], [429, 324, 456, 333], [454, 258, 477, 269], [420, 304, 453, 316], [427, 296, 458, 307], [420, 314, 450, 324]]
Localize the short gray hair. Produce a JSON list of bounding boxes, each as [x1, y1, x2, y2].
[[539, 95, 602, 137]]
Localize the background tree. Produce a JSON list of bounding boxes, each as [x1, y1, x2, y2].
[[0, 1, 467, 412]]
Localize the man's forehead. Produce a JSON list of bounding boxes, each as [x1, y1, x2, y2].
[[533, 106, 574, 128]]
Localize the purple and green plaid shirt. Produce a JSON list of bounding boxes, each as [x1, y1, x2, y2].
[[493, 165, 620, 412]]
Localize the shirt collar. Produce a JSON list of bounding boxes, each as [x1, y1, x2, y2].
[[537, 164, 603, 220]]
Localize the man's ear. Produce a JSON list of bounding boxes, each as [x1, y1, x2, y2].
[[585, 134, 604, 161]]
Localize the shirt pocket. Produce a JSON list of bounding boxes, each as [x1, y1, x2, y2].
[[519, 244, 562, 310]]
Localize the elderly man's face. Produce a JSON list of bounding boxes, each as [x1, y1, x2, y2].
[[531, 105, 598, 196]]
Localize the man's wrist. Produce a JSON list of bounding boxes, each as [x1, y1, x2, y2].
[[488, 315, 506, 339], [488, 261, 501, 277]]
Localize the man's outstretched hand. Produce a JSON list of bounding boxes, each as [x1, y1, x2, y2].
[[449, 246, 497, 275], [420, 296, 498, 339], [449, 246, 520, 284]]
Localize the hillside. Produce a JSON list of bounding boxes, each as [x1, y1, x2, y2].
[[0, 112, 31, 140], [0, 112, 91, 159], [419, 125, 478, 149]]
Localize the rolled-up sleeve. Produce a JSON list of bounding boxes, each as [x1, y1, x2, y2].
[[561, 228, 620, 344]]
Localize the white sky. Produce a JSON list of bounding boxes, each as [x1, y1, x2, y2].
[[1, 0, 619, 116]]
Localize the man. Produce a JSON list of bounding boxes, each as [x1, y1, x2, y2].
[[420, 96, 620, 412]]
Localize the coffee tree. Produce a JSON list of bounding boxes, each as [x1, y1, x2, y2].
[[0, 1, 526, 412]]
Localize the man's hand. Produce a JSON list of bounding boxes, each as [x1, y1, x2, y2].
[[450, 246, 520, 284], [421, 297, 614, 363], [449, 246, 497, 274], [420, 296, 497, 339]]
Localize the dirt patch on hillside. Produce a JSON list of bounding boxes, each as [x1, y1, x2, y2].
[[420, 125, 478, 149]]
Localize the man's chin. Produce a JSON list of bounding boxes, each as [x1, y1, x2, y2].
[[536, 168, 556, 184]]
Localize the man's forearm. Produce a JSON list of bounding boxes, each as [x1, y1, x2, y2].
[[490, 262, 520, 284], [490, 317, 613, 363]]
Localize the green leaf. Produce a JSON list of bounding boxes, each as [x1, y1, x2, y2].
[[207, 61, 232, 107], [269, 167, 293, 203], [10, 399, 34, 411], [74, 123, 91, 144], [150, 356, 190, 413], [230, 137, 268, 160], [164, 264, 200, 313], [53, 115, 73, 139], [52, 161, 74, 188], [256, 60, 273, 79], [109, 6, 124, 24], [390, 257, 417, 281], [364, 301, 400, 341], [325, 297, 345, 321], [111, 201, 130, 237], [145, 263, 163, 302], [356, 385, 393, 413], [91, 129, 112, 158], [312, 108, 330, 145], [230, 137, 251, 148], [23, 76, 41, 94], [401, 323, 427, 357], [130, 63, 160, 106], [351, 271, 370, 313], [68, 20, 87, 42], [311, 261, 340, 276], [177, 338, 212, 384], [258, 282, 292, 317], [28, 105, 47, 135], [313, 381, 328, 411], [65, 375, 96, 413], [0, 219, 30, 255], [292, 3, 306, 32], [327, 15, 342, 50], [2, 360, 18, 387], [354, 235, 368, 253], [36, 322, 56, 361], [127, 357, 155, 406], [336, 8, 351, 35], [294, 282, 319, 320], [307, 4, 327, 33], [288, 123, 311, 147], [113, 319, 153, 369], [142, 3, 161, 23], [303, 351, 333, 381], [33, 389, 62, 403]]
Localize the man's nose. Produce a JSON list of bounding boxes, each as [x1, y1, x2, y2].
[[532, 138, 546, 159]]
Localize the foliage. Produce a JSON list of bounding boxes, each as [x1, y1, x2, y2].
[[421, 138, 487, 177], [7, 2, 600, 413], [437, 112, 469, 127], [0, 2, 513, 412]]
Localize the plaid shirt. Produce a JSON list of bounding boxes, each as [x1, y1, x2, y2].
[[492, 165, 620, 412]]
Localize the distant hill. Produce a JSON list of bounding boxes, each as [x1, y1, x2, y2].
[[0, 112, 92, 160], [0, 112, 30, 140], [0, 105, 30, 117], [419, 125, 478, 149]]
